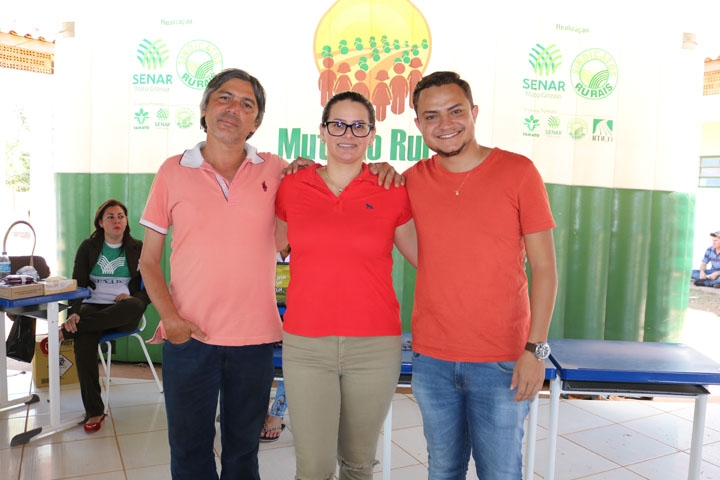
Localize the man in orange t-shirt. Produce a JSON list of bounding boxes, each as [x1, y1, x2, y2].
[[405, 71, 558, 480]]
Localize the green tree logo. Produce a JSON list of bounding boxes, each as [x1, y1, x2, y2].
[[529, 44, 562, 76], [134, 108, 150, 125], [137, 39, 169, 70], [524, 115, 540, 131]]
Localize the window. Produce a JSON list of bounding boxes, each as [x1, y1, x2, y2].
[[699, 156, 720, 187]]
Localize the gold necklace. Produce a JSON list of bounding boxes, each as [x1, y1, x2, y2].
[[320, 168, 347, 194], [454, 170, 474, 196]]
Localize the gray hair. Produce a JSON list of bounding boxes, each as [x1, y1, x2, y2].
[[199, 68, 267, 139]]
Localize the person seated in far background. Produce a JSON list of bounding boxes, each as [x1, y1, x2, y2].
[[60, 199, 151, 433], [692, 230, 720, 287]]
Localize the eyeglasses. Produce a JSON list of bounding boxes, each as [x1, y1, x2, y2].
[[323, 121, 374, 138]]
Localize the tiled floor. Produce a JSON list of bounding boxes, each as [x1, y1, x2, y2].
[[2, 309, 720, 479], [2, 376, 720, 480]]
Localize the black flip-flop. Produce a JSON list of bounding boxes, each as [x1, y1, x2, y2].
[[260, 423, 286, 443]]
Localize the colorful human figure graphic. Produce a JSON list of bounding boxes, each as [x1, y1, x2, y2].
[[408, 57, 423, 109], [372, 69, 391, 122], [333, 62, 353, 94], [352, 69, 370, 99], [319, 57, 337, 107], [390, 63, 409, 115]]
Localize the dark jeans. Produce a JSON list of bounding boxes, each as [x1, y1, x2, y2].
[[62, 298, 145, 417], [162, 338, 274, 480]]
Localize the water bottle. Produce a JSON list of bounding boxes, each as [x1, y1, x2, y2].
[[0, 251, 10, 279]]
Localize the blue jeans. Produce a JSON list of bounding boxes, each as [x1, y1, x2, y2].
[[691, 268, 720, 286], [162, 339, 274, 480], [411, 352, 529, 480], [269, 380, 287, 419]]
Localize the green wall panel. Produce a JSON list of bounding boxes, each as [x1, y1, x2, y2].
[[563, 186, 613, 339], [55, 173, 91, 277], [644, 191, 695, 342], [56, 173, 697, 363], [604, 190, 652, 341], [545, 184, 571, 338]]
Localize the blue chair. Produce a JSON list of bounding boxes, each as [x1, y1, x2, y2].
[[97, 314, 163, 413]]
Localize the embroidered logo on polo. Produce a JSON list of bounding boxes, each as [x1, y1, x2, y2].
[[365, 203, 374, 210], [262, 181, 268, 192], [97, 256, 127, 275]]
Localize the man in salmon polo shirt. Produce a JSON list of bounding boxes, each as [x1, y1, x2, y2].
[[139, 68, 400, 480], [139, 68, 282, 480], [404, 71, 558, 480]]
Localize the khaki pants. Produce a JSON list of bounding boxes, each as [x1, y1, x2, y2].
[[283, 333, 401, 480]]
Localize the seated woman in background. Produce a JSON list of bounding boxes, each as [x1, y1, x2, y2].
[[61, 198, 150, 433]]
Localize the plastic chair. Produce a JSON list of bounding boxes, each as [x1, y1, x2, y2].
[[97, 315, 163, 413]]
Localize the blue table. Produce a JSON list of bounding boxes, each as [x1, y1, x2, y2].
[[546, 338, 720, 480], [1, 288, 91, 445]]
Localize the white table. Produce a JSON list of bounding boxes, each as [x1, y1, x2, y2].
[[1, 287, 91, 445]]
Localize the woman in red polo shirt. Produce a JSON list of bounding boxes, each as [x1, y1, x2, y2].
[[275, 91, 417, 480]]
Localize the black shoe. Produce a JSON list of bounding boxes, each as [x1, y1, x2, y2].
[[695, 280, 707, 287], [713, 284, 720, 289]]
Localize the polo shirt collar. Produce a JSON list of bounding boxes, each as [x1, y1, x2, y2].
[[179, 141, 265, 168]]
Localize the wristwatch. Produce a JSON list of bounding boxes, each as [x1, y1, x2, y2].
[[525, 341, 551, 361]]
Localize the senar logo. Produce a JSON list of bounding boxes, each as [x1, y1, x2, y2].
[[570, 48, 617, 99], [524, 43, 565, 95], [529, 43, 562, 76], [176, 40, 223, 90], [137, 39, 169, 70], [133, 39, 172, 86]]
